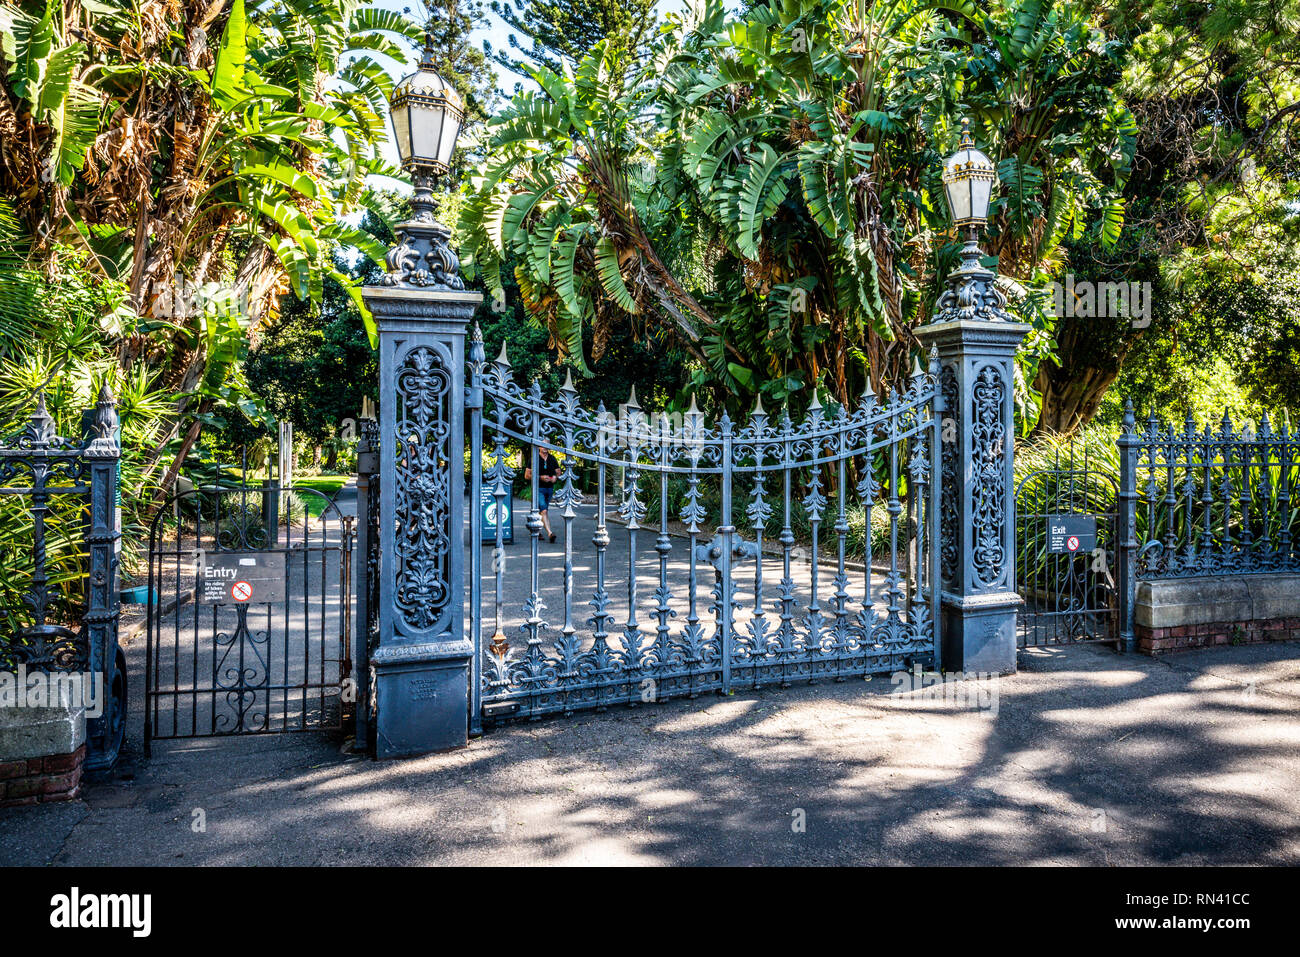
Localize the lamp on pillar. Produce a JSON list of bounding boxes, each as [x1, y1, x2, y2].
[[382, 27, 466, 291], [916, 117, 1029, 675], [362, 27, 483, 758], [935, 119, 1012, 325]]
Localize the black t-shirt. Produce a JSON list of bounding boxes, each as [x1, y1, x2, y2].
[[537, 451, 558, 484]]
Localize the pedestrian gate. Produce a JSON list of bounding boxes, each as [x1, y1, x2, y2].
[[1014, 448, 1120, 647], [143, 484, 354, 751]]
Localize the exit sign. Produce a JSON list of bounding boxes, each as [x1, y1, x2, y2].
[[1047, 515, 1097, 554]]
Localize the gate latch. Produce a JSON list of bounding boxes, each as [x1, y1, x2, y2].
[[694, 533, 759, 572]]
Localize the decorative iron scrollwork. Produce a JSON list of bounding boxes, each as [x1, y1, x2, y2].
[[939, 363, 960, 585], [472, 339, 942, 719], [393, 346, 453, 633], [970, 364, 1007, 587], [379, 171, 466, 290]]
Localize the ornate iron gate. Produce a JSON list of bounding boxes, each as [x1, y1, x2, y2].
[[468, 333, 943, 725], [143, 483, 354, 751], [1015, 448, 1119, 647]]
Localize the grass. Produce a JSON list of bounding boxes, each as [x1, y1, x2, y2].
[[291, 475, 350, 518]]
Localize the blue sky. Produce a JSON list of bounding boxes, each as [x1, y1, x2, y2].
[[367, 0, 688, 182], [375, 0, 689, 92]]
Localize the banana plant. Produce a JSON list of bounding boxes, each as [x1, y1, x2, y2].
[[1, 0, 429, 498], [0, 0, 419, 345], [459, 0, 1134, 414]]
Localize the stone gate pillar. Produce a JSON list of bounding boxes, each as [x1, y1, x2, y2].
[[363, 211, 482, 758], [916, 239, 1030, 674]]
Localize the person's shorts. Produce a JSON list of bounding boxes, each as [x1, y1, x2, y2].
[[538, 485, 554, 510]]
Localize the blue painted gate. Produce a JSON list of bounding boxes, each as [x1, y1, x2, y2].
[[467, 332, 944, 725]]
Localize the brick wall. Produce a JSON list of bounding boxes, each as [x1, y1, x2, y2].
[[0, 743, 85, 807], [1136, 617, 1300, 655]]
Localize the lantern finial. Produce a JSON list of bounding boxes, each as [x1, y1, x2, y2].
[[380, 24, 467, 290], [941, 117, 997, 236]]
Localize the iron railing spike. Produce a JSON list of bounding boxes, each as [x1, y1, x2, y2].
[[27, 391, 55, 446], [469, 323, 485, 365]]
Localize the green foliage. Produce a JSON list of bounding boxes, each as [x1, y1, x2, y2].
[[473, 246, 692, 414], [1043, 0, 1300, 435], [0, 0, 429, 506], [460, 0, 1134, 417], [0, 256, 171, 634], [245, 242, 384, 445]]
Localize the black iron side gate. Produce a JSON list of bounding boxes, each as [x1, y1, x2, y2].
[[1015, 450, 1120, 648], [144, 484, 353, 752]]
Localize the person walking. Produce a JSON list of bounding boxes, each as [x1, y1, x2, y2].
[[524, 443, 559, 543]]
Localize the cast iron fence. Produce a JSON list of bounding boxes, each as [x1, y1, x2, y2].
[[0, 388, 125, 767], [1118, 402, 1300, 581], [469, 334, 943, 724], [1113, 400, 1300, 649]]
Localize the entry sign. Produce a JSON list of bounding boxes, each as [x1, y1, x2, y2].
[[1047, 515, 1097, 554], [197, 552, 286, 604], [480, 487, 513, 544]]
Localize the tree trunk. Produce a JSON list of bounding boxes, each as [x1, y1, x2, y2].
[[1033, 365, 1121, 435], [1032, 312, 1144, 436], [151, 397, 213, 509]]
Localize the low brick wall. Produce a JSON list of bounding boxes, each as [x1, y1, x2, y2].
[[0, 743, 85, 806], [0, 702, 87, 808], [1136, 619, 1300, 654], [1135, 573, 1300, 655]]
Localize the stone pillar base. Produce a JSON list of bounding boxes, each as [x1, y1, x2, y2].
[[940, 592, 1022, 675], [373, 640, 471, 758]]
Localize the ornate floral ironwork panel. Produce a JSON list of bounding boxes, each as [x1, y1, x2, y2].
[[969, 364, 1007, 589], [939, 362, 960, 587], [393, 346, 454, 634]]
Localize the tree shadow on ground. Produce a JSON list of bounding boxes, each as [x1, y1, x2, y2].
[[63, 639, 1299, 866]]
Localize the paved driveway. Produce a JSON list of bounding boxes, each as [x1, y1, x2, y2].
[[3, 641, 1299, 866]]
